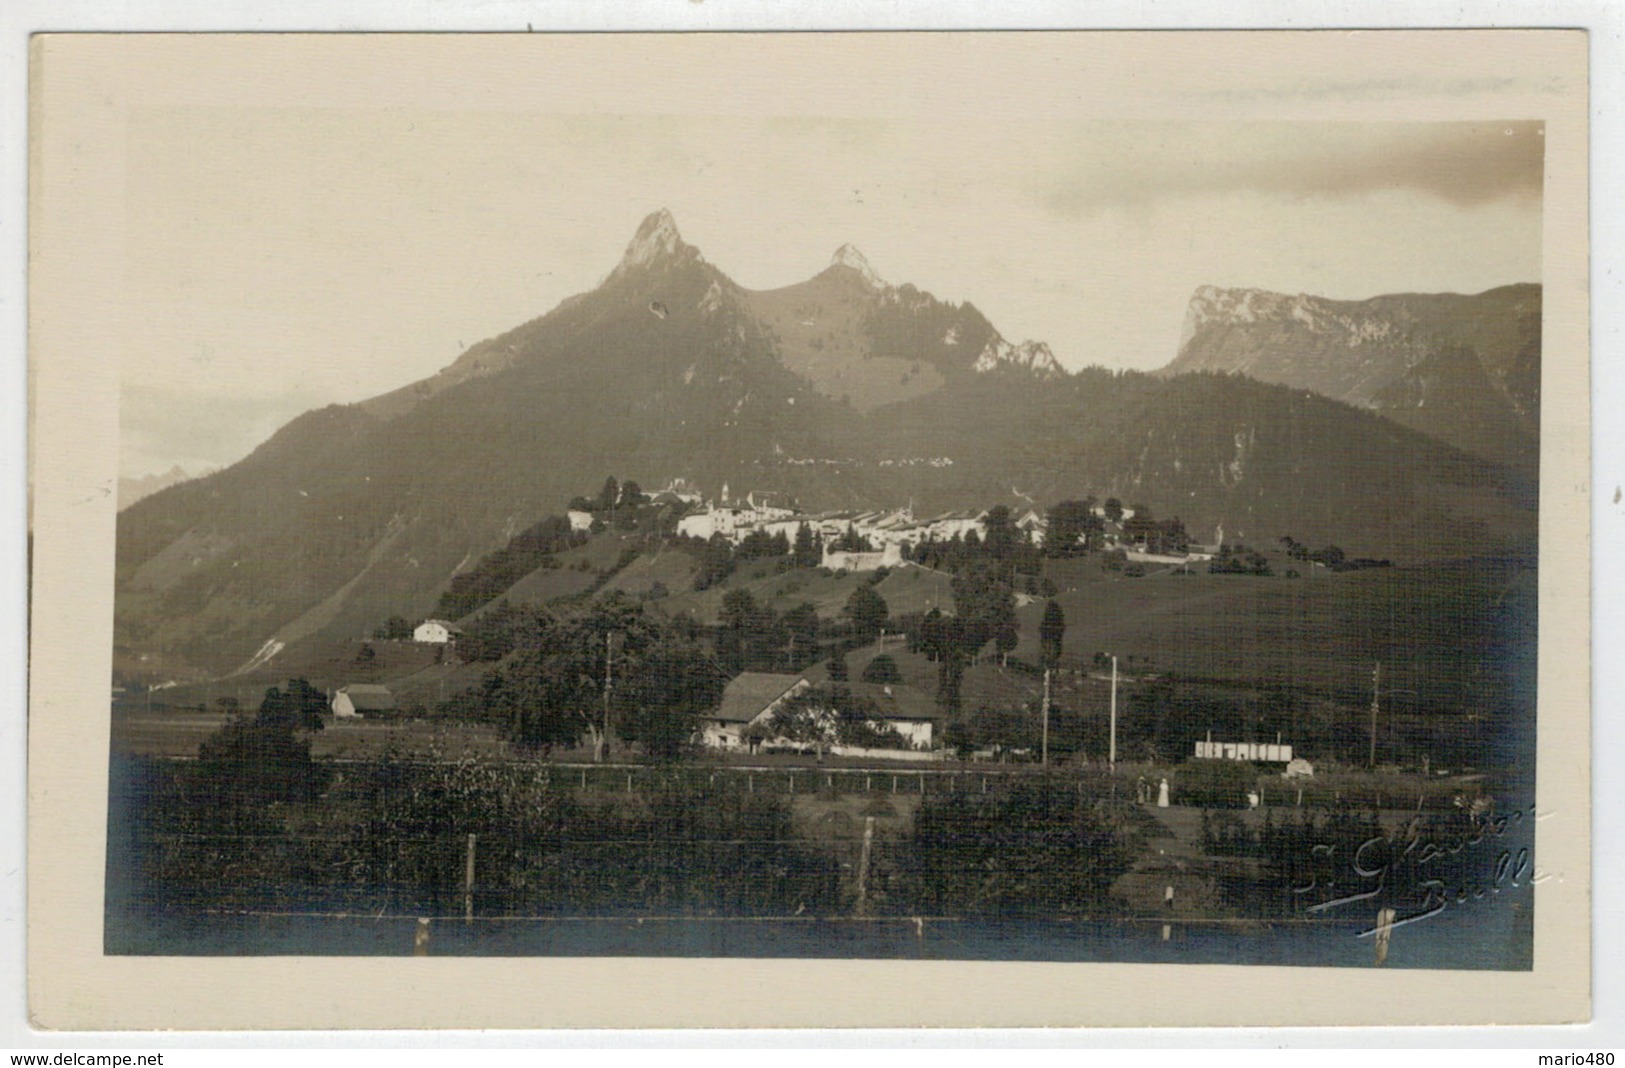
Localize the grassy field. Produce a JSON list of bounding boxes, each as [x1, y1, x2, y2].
[[1014, 554, 1535, 711], [649, 558, 956, 625]]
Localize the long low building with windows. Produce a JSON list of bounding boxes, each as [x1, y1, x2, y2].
[[1192, 740, 1294, 763]]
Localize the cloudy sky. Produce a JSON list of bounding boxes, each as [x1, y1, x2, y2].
[[107, 36, 1551, 479]]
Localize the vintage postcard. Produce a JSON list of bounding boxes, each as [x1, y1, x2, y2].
[[27, 30, 1590, 1029]]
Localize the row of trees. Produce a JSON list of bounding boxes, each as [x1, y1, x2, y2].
[[893, 563, 1023, 715], [685, 521, 865, 592], [472, 594, 726, 758], [713, 581, 890, 676], [434, 514, 590, 620], [567, 475, 648, 515], [1278, 536, 1393, 572]]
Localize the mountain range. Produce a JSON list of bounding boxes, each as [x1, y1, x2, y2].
[[118, 465, 212, 510], [114, 210, 1538, 679], [1162, 283, 1541, 476]]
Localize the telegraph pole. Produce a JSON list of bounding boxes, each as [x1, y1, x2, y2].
[[1369, 661, 1380, 769], [600, 630, 616, 763], [1109, 655, 1119, 772], [1040, 667, 1051, 767]]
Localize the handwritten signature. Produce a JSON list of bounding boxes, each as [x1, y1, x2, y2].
[[1289, 803, 1546, 935]]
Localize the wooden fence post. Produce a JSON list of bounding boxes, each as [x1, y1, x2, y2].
[[1374, 907, 1396, 966], [464, 834, 477, 924], [855, 817, 875, 917], [414, 917, 431, 956]]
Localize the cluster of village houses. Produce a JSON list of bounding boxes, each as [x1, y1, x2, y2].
[[670, 485, 1026, 562], [645, 485, 1225, 571], [327, 484, 1273, 765]]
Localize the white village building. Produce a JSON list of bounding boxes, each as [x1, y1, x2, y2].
[[822, 540, 904, 572], [413, 619, 462, 644]]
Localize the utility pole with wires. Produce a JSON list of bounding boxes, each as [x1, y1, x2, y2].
[[1109, 654, 1119, 773], [1040, 666, 1051, 768], [600, 630, 619, 764], [1369, 660, 1381, 769]]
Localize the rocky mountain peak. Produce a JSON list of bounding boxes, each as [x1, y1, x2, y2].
[[973, 337, 1065, 378], [829, 243, 886, 289], [616, 208, 694, 273]]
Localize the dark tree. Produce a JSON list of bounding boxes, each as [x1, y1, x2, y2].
[[485, 594, 659, 755], [792, 523, 820, 569], [1040, 599, 1066, 667], [597, 476, 621, 513], [831, 523, 872, 553], [259, 677, 329, 732], [1044, 500, 1099, 557], [951, 563, 1015, 659], [934, 620, 966, 716], [373, 615, 414, 641], [982, 505, 1018, 564], [459, 602, 551, 662], [718, 588, 779, 673], [917, 608, 950, 662], [693, 534, 735, 591], [844, 584, 889, 644], [617, 638, 725, 757], [1103, 498, 1124, 524], [780, 602, 821, 671], [737, 528, 787, 562], [189, 683, 330, 809], [828, 649, 849, 683], [860, 653, 902, 685], [1311, 544, 1346, 569]]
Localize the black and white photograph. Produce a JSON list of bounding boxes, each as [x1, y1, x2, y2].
[[25, 29, 1592, 1030]]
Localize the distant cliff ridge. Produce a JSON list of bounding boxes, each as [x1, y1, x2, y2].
[[1163, 283, 1540, 475]]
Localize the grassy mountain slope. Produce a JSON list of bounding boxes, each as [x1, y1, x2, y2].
[[115, 214, 1537, 680]]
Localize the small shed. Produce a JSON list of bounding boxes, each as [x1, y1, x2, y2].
[[332, 684, 395, 719]]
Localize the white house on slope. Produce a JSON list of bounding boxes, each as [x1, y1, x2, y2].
[[413, 619, 462, 644]]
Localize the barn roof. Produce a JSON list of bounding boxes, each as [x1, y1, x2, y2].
[[339, 684, 395, 711], [848, 681, 943, 722], [714, 673, 806, 723]]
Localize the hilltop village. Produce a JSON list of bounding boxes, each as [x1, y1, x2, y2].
[[626, 480, 1216, 572], [118, 474, 1418, 783], [110, 475, 1505, 947]]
